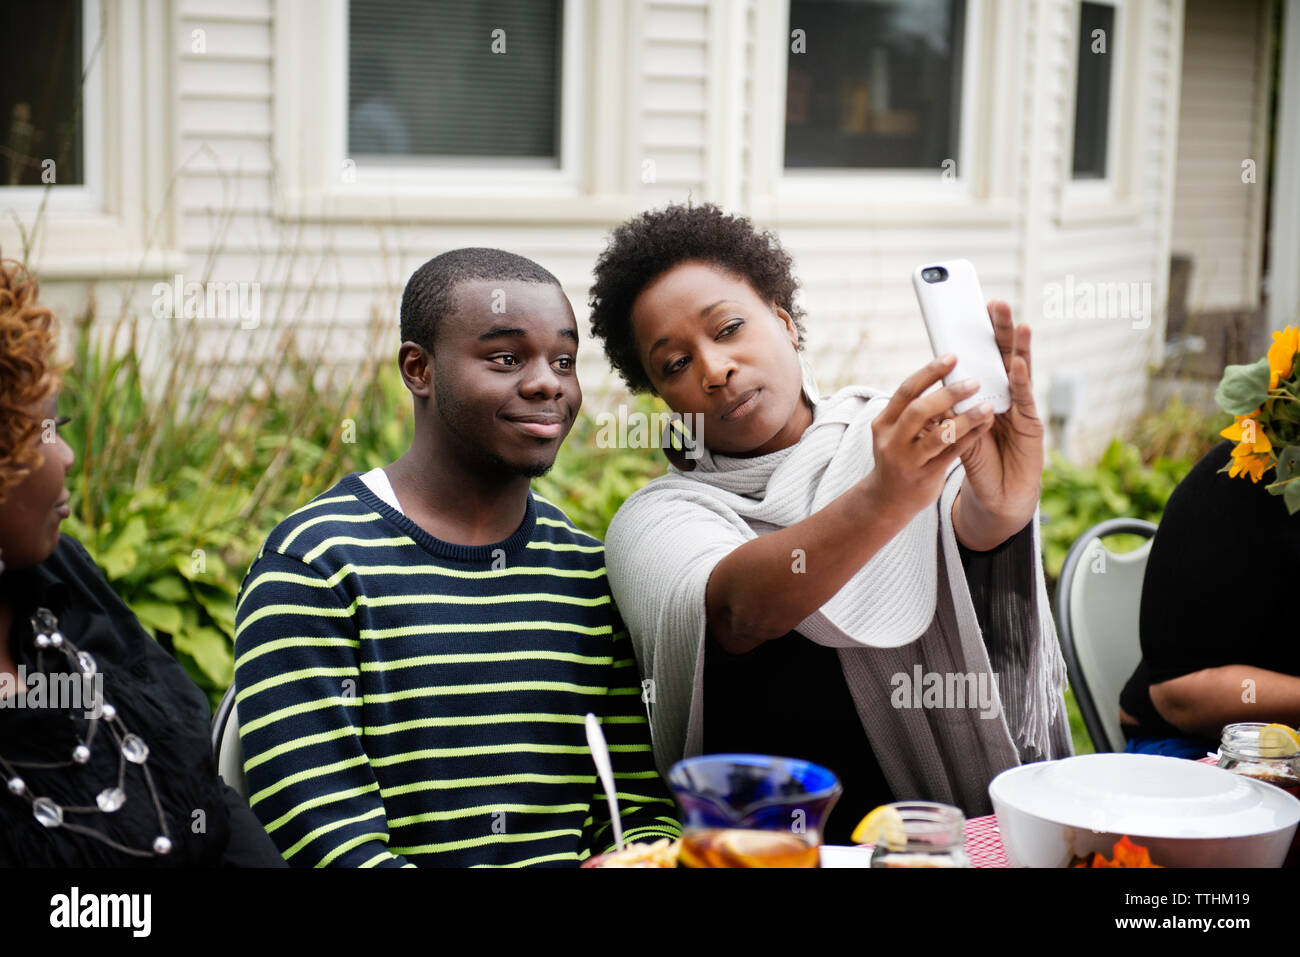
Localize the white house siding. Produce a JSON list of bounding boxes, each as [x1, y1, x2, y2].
[[1033, 0, 1184, 460], [741, 0, 1183, 463], [167, 0, 731, 403], [1170, 0, 1272, 313], [642, 1, 711, 208], [8, 0, 1200, 465]]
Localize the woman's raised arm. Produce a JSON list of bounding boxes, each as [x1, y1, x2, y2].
[[705, 354, 994, 654]]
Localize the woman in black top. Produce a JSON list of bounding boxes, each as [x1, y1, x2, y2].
[[0, 259, 284, 866], [703, 524, 1027, 844], [1120, 439, 1300, 755]]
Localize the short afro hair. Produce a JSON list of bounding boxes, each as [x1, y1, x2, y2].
[[400, 248, 562, 352], [588, 202, 806, 393]]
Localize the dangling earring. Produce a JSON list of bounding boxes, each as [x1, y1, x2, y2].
[[797, 347, 820, 407], [660, 413, 697, 472]]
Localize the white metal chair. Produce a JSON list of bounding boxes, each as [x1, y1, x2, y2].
[[210, 684, 248, 800], [1053, 518, 1158, 753]]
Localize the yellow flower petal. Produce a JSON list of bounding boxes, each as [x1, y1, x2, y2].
[[1268, 326, 1299, 386]]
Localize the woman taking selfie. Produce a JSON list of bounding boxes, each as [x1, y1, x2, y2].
[[0, 258, 283, 867], [589, 204, 1071, 842]]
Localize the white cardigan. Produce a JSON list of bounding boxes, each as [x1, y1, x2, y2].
[[604, 385, 1073, 816]]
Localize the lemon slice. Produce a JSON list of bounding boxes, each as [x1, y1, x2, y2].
[[1258, 723, 1300, 758], [850, 805, 906, 847]]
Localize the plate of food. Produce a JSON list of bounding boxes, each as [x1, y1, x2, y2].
[[581, 839, 680, 868]]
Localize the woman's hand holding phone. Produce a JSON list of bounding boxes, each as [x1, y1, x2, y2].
[[864, 353, 995, 524], [950, 300, 1045, 547]]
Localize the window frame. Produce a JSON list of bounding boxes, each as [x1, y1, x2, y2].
[[274, 0, 638, 224], [342, 0, 584, 194], [750, 0, 1020, 226], [0, 0, 182, 279], [0, 0, 103, 216], [780, 0, 979, 200], [1059, 0, 1143, 224]]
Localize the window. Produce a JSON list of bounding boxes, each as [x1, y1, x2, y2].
[[1060, 0, 1137, 223], [348, 0, 563, 167], [0, 2, 178, 276], [784, 0, 967, 171], [1, 0, 102, 217], [276, 0, 625, 221], [1072, 1, 1115, 179], [1, 0, 85, 187]]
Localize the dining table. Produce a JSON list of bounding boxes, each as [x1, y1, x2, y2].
[[822, 754, 1225, 868]]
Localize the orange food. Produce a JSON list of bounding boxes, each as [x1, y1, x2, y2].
[[1070, 835, 1162, 868]]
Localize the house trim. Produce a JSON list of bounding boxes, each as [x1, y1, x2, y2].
[[271, 0, 640, 225]]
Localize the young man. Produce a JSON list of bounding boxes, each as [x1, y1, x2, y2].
[[233, 249, 680, 867]]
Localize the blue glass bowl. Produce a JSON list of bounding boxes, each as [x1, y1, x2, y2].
[[668, 753, 842, 834]]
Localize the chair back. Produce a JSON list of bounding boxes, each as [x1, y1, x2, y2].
[[1054, 518, 1158, 753], [210, 684, 248, 800]]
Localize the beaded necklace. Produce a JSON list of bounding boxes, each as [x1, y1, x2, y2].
[[0, 608, 172, 858]]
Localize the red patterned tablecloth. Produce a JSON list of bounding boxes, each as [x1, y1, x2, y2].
[[963, 815, 1009, 868]]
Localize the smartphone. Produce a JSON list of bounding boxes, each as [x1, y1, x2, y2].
[[911, 259, 1011, 416]]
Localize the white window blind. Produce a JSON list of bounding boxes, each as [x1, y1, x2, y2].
[[348, 0, 563, 165]]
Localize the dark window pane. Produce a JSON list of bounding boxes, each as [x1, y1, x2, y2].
[[1, 0, 84, 186], [785, 0, 965, 170], [1073, 2, 1114, 179], [348, 0, 562, 163]]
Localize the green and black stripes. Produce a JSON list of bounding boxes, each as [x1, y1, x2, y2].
[[234, 473, 680, 867]]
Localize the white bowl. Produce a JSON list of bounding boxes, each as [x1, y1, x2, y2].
[[990, 753, 1300, 868]]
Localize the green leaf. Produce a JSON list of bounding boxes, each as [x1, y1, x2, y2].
[[97, 540, 137, 580], [174, 549, 230, 583], [1215, 358, 1271, 416], [1275, 444, 1300, 481], [193, 586, 237, 637], [146, 575, 190, 603], [130, 600, 183, 637], [96, 515, 151, 580], [173, 625, 234, 688], [1287, 478, 1300, 516]]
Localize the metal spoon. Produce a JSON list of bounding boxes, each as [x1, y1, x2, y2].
[[585, 712, 624, 852]]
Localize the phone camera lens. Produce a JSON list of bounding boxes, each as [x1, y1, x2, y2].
[[922, 267, 948, 284]]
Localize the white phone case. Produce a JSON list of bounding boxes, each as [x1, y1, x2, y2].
[[911, 259, 1011, 416]]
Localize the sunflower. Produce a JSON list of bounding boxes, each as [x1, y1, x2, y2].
[[1220, 411, 1272, 482], [1227, 448, 1271, 483], [1267, 325, 1299, 390], [1220, 411, 1271, 452]]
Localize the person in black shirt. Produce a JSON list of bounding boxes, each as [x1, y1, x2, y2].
[[1119, 440, 1300, 756], [0, 258, 284, 867]]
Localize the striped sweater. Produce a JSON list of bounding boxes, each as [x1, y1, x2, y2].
[[233, 472, 680, 867]]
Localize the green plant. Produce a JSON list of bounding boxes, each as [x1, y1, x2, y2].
[[1126, 395, 1232, 466], [60, 302, 407, 706], [1039, 440, 1189, 582], [1040, 398, 1229, 584]]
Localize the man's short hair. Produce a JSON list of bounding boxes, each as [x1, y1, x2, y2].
[[400, 248, 562, 352]]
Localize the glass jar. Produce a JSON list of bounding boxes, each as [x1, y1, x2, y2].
[[869, 802, 971, 868], [1217, 723, 1300, 799]]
